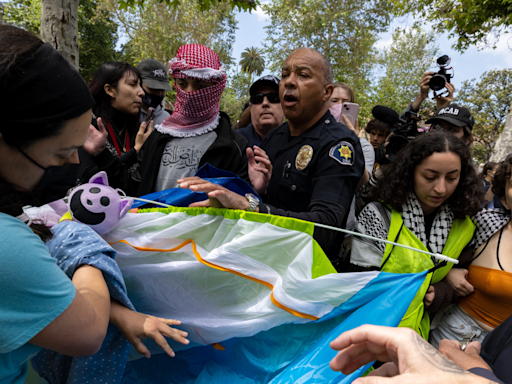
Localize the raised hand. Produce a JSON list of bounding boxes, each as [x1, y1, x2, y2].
[[248, 146, 272, 195], [134, 120, 154, 153], [83, 117, 108, 157], [435, 82, 456, 110]]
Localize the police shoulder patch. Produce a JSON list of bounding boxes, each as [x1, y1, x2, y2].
[[329, 141, 354, 166]]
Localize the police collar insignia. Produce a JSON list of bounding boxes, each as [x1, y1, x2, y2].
[[330, 141, 354, 166], [296, 145, 313, 170]]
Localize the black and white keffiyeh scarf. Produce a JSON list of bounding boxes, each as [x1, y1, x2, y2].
[[355, 193, 454, 256], [471, 208, 511, 249], [402, 193, 454, 255]]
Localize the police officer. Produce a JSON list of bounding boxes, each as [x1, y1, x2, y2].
[[178, 48, 364, 261]]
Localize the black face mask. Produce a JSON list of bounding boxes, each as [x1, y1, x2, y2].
[[16, 146, 48, 171], [142, 90, 164, 109]]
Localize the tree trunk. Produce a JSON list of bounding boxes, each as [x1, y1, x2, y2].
[[40, 0, 79, 69], [490, 100, 512, 162]]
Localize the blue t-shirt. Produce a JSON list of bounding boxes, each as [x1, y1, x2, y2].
[[0, 214, 76, 384]]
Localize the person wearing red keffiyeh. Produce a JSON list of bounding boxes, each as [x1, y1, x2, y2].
[[135, 44, 273, 196]]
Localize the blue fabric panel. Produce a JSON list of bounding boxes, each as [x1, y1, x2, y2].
[[132, 163, 260, 208], [270, 271, 427, 383]]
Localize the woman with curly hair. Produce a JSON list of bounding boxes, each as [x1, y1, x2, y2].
[[430, 157, 512, 348], [349, 130, 483, 340]]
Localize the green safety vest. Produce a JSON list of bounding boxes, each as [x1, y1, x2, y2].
[[380, 207, 475, 340]]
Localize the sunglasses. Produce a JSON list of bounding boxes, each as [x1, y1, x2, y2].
[[250, 92, 280, 104]]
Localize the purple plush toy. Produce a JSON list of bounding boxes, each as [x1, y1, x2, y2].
[[68, 172, 133, 234]]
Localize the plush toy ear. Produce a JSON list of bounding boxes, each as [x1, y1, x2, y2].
[[119, 198, 133, 219], [89, 171, 109, 186]]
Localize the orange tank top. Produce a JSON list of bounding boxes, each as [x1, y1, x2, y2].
[[459, 265, 512, 328]]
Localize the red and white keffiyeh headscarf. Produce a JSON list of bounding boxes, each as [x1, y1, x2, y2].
[[156, 44, 226, 137]]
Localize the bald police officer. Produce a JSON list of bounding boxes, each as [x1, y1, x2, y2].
[[178, 48, 364, 264]]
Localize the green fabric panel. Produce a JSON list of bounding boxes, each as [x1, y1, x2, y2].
[[139, 206, 315, 236], [138, 206, 337, 278], [312, 241, 337, 278]]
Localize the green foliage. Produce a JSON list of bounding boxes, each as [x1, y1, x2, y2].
[[392, 0, 512, 51], [116, 0, 257, 12], [472, 142, 489, 164], [78, 1, 121, 83], [1, 0, 119, 83], [262, 0, 392, 102], [1, 0, 41, 33], [220, 71, 251, 123], [457, 69, 512, 160], [239, 46, 265, 81], [110, 0, 237, 70], [364, 27, 439, 122]]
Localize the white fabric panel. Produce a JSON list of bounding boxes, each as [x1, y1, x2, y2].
[[106, 212, 380, 357]]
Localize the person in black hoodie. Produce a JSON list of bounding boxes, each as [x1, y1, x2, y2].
[[136, 44, 260, 197], [78, 62, 153, 194]]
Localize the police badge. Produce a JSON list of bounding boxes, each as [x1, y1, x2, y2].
[[295, 145, 313, 170]]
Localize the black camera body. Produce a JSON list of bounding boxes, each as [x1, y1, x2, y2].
[[429, 55, 453, 92], [372, 106, 422, 164]]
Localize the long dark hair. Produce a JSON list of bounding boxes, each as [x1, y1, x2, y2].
[[478, 161, 498, 182], [0, 25, 65, 240], [89, 61, 141, 126], [372, 131, 483, 218]]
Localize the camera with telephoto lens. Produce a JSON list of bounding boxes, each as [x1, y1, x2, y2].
[[372, 105, 423, 164], [429, 55, 453, 92]]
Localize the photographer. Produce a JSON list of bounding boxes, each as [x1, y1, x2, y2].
[[401, 70, 456, 121]]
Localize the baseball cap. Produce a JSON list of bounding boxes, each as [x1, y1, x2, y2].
[[136, 59, 172, 91], [426, 103, 475, 130], [249, 75, 280, 96]]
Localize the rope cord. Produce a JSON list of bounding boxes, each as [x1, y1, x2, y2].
[[124, 197, 459, 265]]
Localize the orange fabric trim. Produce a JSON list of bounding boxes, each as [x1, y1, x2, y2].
[[113, 239, 319, 321], [211, 343, 225, 351]]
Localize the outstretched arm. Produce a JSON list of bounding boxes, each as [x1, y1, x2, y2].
[[330, 325, 497, 384], [109, 299, 190, 358]]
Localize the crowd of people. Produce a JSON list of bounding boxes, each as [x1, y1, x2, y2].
[[1, 23, 511, 384]]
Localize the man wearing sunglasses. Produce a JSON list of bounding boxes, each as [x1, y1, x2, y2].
[[238, 76, 285, 148], [178, 48, 364, 268]]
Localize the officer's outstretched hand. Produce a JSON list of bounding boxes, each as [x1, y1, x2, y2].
[[247, 146, 272, 195], [330, 325, 486, 384], [178, 177, 253, 211]]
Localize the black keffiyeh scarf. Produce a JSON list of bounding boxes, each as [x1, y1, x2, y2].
[[471, 208, 511, 249]]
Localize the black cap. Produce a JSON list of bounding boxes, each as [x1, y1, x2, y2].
[[249, 75, 280, 96], [136, 59, 172, 91], [426, 103, 475, 130]]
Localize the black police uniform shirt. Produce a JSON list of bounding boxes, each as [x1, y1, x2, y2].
[[259, 110, 364, 253]]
